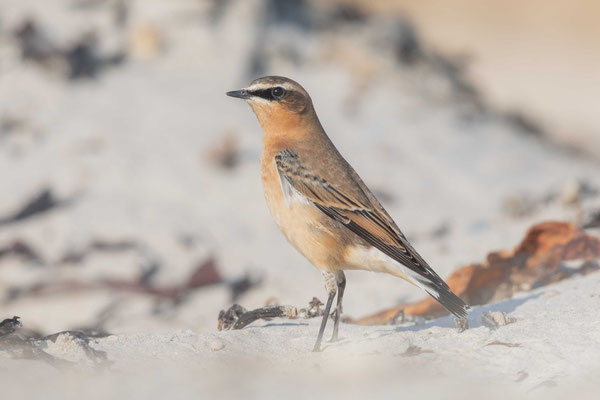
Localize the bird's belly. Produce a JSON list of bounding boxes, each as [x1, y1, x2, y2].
[[342, 244, 416, 285], [262, 177, 344, 271]]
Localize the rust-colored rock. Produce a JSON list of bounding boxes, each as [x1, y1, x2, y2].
[[354, 221, 600, 325]]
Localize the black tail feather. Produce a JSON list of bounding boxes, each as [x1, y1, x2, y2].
[[422, 282, 470, 319]]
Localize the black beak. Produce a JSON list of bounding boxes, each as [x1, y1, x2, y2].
[[226, 89, 250, 99]]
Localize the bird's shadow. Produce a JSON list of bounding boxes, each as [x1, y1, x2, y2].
[[383, 291, 543, 335], [251, 322, 310, 329]]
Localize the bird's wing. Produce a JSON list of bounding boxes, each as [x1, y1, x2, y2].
[[275, 148, 469, 318]]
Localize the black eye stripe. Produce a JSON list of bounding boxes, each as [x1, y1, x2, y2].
[[249, 89, 273, 100], [249, 87, 287, 101]]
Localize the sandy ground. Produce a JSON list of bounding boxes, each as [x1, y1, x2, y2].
[[1, 0, 600, 398], [2, 274, 600, 399]]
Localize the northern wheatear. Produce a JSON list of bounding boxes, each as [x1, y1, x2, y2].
[[227, 76, 469, 351]]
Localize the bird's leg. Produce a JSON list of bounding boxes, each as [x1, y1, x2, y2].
[[312, 271, 337, 352], [330, 271, 346, 342]]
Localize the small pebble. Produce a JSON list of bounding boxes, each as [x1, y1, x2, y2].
[[210, 340, 225, 351], [482, 311, 516, 328]]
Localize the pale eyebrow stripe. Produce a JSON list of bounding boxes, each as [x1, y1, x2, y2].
[[245, 82, 271, 91], [245, 81, 296, 91]]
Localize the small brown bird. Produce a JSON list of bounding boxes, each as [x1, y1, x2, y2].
[[227, 76, 469, 351]]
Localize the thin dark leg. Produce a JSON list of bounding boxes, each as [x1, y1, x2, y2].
[[330, 271, 346, 342], [312, 290, 335, 352]]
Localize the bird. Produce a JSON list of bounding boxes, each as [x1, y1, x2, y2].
[[226, 76, 470, 351]]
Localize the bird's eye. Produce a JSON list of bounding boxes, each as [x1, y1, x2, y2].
[[271, 87, 286, 99]]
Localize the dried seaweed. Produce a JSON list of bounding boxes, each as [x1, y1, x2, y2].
[[218, 304, 298, 330], [0, 317, 23, 336], [217, 297, 326, 331], [58, 239, 142, 264], [6, 257, 222, 303], [13, 19, 125, 80], [0, 188, 73, 226], [0, 317, 108, 369], [0, 241, 43, 264], [355, 221, 600, 324]]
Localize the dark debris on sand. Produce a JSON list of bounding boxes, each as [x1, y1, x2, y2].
[[0, 188, 74, 226], [217, 297, 330, 330], [0, 316, 110, 369], [13, 19, 125, 80]]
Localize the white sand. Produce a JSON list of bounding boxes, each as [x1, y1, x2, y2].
[[2, 274, 600, 399]]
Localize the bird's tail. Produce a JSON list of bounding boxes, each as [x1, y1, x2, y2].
[[415, 277, 470, 319]]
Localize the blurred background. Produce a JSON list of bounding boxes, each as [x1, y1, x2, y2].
[[1, 0, 599, 340]]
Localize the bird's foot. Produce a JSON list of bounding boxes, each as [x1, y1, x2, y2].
[[454, 317, 469, 332]]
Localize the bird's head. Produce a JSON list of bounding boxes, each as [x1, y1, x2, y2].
[[226, 76, 314, 132]]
